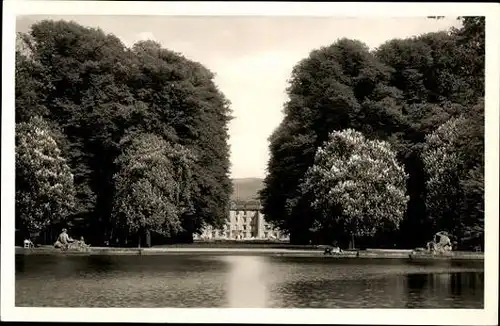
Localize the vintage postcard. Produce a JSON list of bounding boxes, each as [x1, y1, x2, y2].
[[1, 1, 498, 325]]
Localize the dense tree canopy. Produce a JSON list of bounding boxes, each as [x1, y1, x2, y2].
[[15, 20, 232, 245], [260, 38, 408, 244], [15, 17, 484, 249], [127, 40, 233, 235], [260, 17, 484, 249]]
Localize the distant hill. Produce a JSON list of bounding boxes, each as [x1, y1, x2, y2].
[[231, 178, 264, 202]]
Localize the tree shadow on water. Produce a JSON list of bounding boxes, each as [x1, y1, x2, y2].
[[406, 273, 428, 292], [450, 272, 484, 297], [82, 255, 116, 273], [404, 272, 483, 308]]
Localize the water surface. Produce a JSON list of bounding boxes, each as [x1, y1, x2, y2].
[[15, 254, 484, 308]]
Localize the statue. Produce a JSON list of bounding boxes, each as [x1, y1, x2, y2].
[[54, 228, 74, 251], [425, 231, 453, 255]]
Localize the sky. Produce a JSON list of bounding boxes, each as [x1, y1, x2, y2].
[[16, 15, 460, 179]]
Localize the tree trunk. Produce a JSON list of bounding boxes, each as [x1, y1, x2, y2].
[[349, 233, 355, 250], [146, 229, 151, 248], [138, 232, 142, 248]]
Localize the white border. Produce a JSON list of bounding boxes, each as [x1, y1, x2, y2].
[[2, 1, 499, 324]]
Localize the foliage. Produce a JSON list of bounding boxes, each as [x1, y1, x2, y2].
[[260, 38, 408, 243], [300, 129, 408, 240], [112, 133, 196, 240], [452, 16, 485, 98], [422, 117, 464, 231], [373, 17, 484, 247], [15, 20, 232, 244], [261, 17, 484, 247], [15, 18, 484, 247], [16, 116, 76, 235], [128, 41, 233, 234], [15, 20, 133, 242], [422, 101, 484, 248]]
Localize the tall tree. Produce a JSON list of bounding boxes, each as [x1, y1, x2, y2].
[[299, 129, 408, 248], [16, 20, 135, 243], [16, 20, 233, 244], [112, 133, 196, 246], [373, 17, 484, 247], [260, 39, 407, 244], [128, 41, 233, 239], [261, 17, 484, 247], [422, 101, 484, 249], [16, 116, 76, 237]]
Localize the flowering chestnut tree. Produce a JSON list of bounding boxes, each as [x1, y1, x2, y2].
[[112, 133, 196, 246], [15, 116, 76, 235], [300, 129, 409, 243], [422, 111, 484, 247], [422, 117, 463, 232]]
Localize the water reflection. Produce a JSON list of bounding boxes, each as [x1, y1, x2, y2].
[[268, 272, 408, 308], [224, 256, 268, 307], [15, 254, 484, 308], [404, 272, 484, 308]]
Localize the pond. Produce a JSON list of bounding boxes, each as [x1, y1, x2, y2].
[[15, 254, 484, 308]]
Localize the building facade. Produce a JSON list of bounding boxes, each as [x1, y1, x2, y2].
[[194, 200, 289, 241]]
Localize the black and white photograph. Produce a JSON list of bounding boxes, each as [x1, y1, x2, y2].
[[1, 1, 498, 324]]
